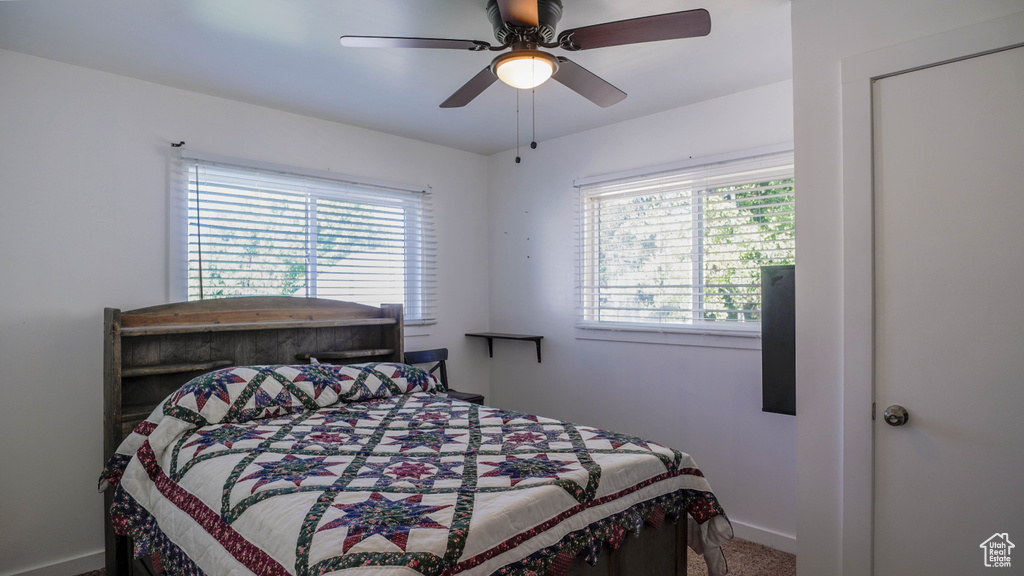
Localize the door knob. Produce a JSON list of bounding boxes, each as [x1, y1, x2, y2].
[[884, 405, 909, 426]]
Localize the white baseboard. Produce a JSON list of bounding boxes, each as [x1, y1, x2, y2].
[[6, 550, 103, 576], [730, 520, 797, 555]]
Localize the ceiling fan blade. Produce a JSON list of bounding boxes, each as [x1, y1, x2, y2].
[[551, 57, 626, 108], [558, 9, 711, 51], [340, 36, 492, 51], [440, 67, 499, 108], [496, 0, 539, 27]]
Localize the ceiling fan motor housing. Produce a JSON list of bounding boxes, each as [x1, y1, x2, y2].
[[486, 0, 563, 44]]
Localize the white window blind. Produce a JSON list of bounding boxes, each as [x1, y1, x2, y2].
[[185, 158, 436, 324], [577, 150, 794, 332]]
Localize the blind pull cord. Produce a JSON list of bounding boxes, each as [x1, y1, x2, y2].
[[531, 88, 537, 150], [515, 89, 521, 164], [171, 141, 205, 300], [194, 163, 204, 300]]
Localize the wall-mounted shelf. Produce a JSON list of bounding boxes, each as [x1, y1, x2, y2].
[[465, 332, 544, 363]]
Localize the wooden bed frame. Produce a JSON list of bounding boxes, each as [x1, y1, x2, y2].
[[102, 297, 686, 576]]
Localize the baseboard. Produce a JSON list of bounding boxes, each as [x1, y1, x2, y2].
[[730, 520, 797, 555], [6, 550, 103, 576]]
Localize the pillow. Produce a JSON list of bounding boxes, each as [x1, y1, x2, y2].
[[163, 364, 341, 426], [162, 362, 441, 427], [333, 362, 441, 401]]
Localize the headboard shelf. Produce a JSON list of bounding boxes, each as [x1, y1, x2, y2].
[[122, 404, 155, 423], [120, 316, 397, 337], [297, 348, 395, 361], [122, 360, 235, 378]]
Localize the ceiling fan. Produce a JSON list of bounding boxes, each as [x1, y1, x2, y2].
[[340, 0, 711, 109]]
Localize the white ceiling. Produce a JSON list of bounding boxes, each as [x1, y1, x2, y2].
[[0, 0, 792, 155]]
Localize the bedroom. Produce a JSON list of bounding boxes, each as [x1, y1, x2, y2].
[[1, 2, 1022, 576]]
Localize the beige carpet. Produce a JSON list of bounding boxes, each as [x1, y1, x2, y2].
[[688, 537, 796, 576]]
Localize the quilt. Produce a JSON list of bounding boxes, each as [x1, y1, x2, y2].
[[101, 363, 733, 576]]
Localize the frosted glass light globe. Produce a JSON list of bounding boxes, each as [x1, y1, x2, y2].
[[493, 51, 558, 89]]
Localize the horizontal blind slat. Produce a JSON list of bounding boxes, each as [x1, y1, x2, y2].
[[577, 150, 794, 328], [187, 159, 436, 322]]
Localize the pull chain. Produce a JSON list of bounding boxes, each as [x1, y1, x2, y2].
[[515, 89, 521, 164], [531, 88, 537, 149]]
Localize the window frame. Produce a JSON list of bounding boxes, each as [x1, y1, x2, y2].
[[574, 144, 794, 342], [172, 151, 436, 325]]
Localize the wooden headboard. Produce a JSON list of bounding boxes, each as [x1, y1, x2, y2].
[[102, 296, 403, 576]]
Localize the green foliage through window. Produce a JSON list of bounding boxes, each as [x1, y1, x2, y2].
[[578, 151, 794, 329]]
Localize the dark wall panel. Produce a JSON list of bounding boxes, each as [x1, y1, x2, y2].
[[761, 265, 795, 415]]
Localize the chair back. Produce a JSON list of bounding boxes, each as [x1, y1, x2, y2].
[[404, 348, 449, 391]]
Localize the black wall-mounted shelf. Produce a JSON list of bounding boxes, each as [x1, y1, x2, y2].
[[465, 332, 543, 363]]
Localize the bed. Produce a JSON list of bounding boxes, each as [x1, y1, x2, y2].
[[100, 297, 732, 576]]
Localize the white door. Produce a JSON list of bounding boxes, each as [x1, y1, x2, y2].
[[873, 46, 1024, 575]]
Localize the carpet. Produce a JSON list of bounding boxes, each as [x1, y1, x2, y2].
[[688, 537, 796, 576]]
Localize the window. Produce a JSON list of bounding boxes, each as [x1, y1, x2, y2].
[[577, 149, 794, 333], [184, 157, 436, 325]]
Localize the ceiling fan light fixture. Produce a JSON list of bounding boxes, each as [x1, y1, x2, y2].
[[492, 50, 558, 89]]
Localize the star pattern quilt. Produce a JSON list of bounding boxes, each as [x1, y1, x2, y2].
[[101, 363, 732, 576]]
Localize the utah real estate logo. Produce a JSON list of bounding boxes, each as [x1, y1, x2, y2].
[[980, 533, 1014, 568]]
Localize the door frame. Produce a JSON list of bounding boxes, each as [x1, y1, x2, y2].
[[839, 12, 1024, 575]]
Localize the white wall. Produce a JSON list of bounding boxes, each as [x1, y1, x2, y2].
[[0, 45, 800, 576], [0, 49, 490, 575], [484, 80, 797, 550], [790, 2, 1024, 575]]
